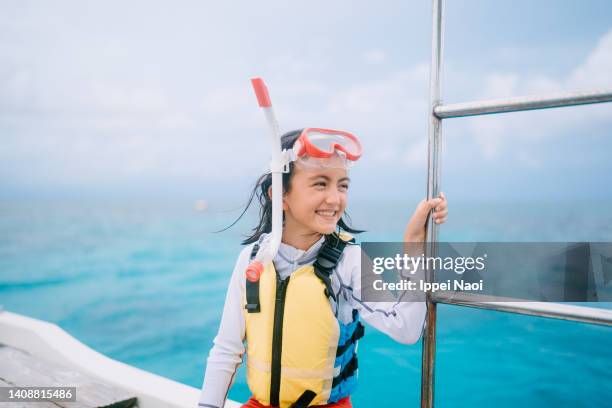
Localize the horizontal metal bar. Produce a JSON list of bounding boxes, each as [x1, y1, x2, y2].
[[434, 89, 612, 118], [432, 292, 612, 327]]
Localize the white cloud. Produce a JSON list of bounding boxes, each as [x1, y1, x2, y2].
[[401, 139, 428, 168], [86, 83, 169, 113], [363, 50, 387, 64], [569, 29, 612, 89], [201, 86, 252, 117], [325, 64, 429, 128], [479, 73, 520, 99], [460, 28, 612, 160]]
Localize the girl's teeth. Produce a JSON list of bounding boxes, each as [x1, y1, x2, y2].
[[317, 211, 335, 216]]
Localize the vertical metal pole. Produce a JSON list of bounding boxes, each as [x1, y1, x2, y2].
[[421, 0, 444, 407]]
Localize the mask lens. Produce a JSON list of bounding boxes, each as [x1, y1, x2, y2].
[[295, 152, 352, 170], [306, 131, 359, 155]]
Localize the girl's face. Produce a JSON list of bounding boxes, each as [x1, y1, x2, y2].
[[282, 165, 350, 236]]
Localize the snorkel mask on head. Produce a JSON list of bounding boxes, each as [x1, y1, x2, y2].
[[289, 127, 363, 170]]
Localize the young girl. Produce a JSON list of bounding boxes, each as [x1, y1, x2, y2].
[[198, 129, 448, 408]]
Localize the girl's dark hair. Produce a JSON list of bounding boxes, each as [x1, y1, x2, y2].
[[219, 129, 364, 245]]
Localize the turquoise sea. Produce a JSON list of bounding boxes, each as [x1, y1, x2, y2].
[[1, 199, 611, 407]]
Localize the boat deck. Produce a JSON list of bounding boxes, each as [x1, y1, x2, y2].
[[0, 344, 138, 408]]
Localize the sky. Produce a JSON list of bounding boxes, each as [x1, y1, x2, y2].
[[1, 0, 611, 204]]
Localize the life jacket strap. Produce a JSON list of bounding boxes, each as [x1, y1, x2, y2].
[[290, 390, 317, 408], [245, 243, 261, 313], [331, 354, 358, 388], [313, 233, 351, 303], [335, 321, 365, 357]]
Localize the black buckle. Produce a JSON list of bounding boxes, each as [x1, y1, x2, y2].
[[317, 245, 343, 268], [245, 303, 260, 313]]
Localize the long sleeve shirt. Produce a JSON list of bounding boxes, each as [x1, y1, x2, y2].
[[198, 233, 427, 408]]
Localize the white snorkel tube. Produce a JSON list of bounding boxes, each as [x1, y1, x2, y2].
[[246, 78, 287, 282]]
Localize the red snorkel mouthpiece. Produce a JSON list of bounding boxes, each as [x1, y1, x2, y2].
[[251, 78, 272, 108]]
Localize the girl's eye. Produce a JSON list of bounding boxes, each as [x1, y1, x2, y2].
[[314, 181, 326, 188], [339, 184, 349, 191]]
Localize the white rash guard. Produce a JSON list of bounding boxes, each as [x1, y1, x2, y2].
[[198, 233, 427, 408]]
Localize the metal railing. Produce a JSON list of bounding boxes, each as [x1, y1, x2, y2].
[[421, 1, 612, 406]]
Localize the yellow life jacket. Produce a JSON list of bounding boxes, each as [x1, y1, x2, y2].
[[242, 232, 364, 408]]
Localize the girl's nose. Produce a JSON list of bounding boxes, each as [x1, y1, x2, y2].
[[325, 189, 341, 205]]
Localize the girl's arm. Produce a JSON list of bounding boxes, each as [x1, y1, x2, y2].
[[198, 246, 250, 408], [345, 193, 448, 344], [346, 244, 427, 344], [404, 193, 447, 242]]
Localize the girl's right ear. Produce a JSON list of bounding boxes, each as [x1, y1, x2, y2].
[[267, 186, 288, 211]]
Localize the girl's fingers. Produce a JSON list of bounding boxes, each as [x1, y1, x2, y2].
[[436, 192, 447, 210], [417, 196, 447, 219], [418, 198, 440, 216], [429, 192, 447, 224], [434, 209, 448, 218], [429, 198, 442, 210]]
